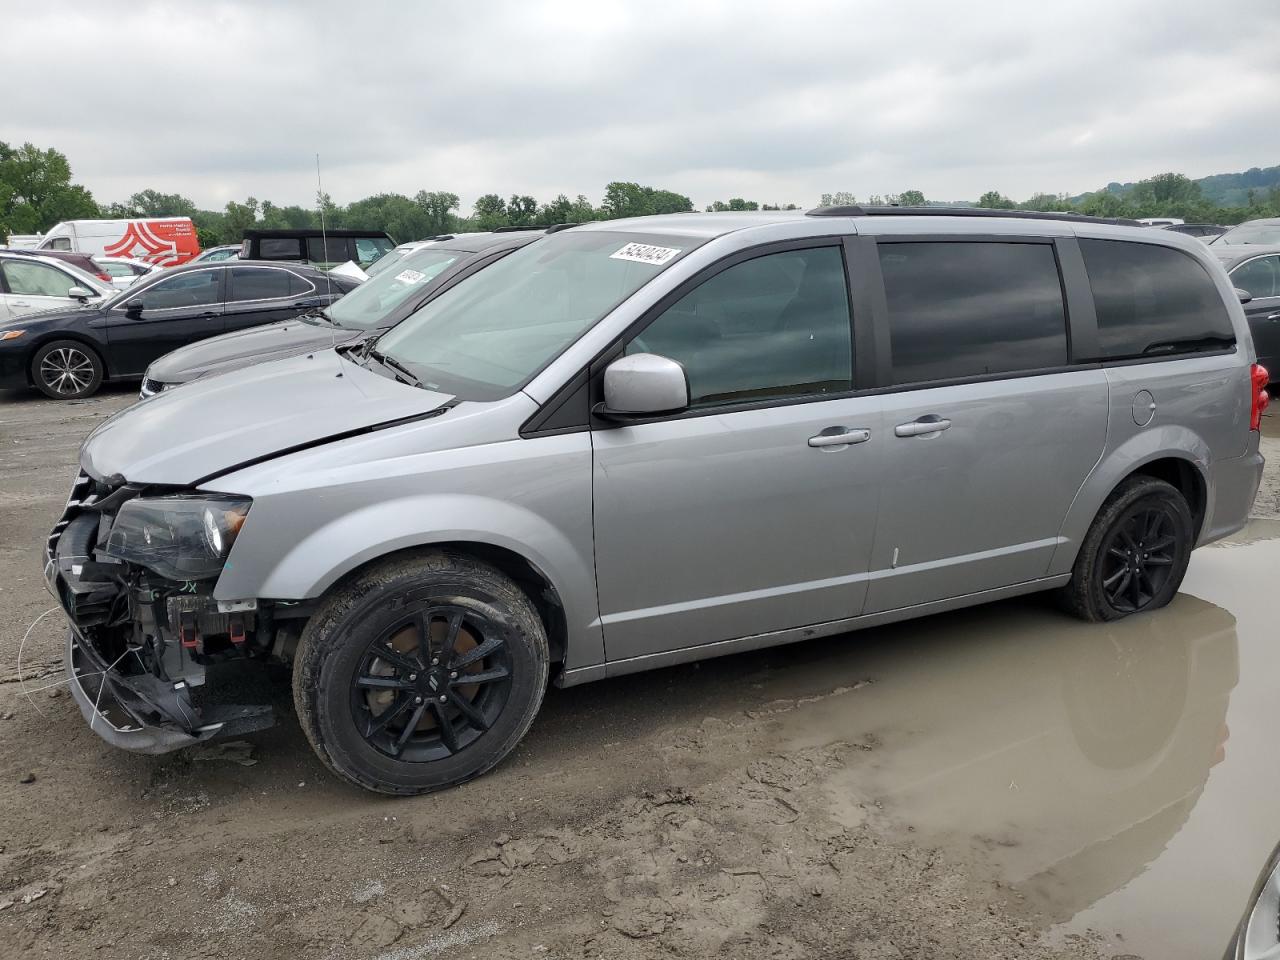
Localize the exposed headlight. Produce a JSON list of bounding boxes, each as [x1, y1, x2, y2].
[[103, 495, 250, 581], [1233, 842, 1280, 960]]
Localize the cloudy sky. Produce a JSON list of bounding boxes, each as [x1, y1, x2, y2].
[[8, 0, 1280, 213]]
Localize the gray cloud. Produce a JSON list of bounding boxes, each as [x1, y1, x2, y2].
[[6, 0, 1279, 212]]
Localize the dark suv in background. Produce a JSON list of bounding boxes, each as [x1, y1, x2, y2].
[[240, 229, 395, 269]]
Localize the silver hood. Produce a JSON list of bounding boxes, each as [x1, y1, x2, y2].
[[82, 350, 453, 486]]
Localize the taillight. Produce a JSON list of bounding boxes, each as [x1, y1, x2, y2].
[[1250, 363, 1270, 430]]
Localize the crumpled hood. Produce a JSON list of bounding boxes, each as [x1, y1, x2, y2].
[[83, 350, 453, 485], [147, 319, 370, 384]]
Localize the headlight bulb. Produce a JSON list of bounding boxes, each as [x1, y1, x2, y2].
[[202, 507, 224, 556]]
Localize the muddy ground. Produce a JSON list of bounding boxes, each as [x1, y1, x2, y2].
[[1, 384, 1277, 960]]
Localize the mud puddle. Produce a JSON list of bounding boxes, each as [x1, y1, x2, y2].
[[761, 518, 1280, 959]]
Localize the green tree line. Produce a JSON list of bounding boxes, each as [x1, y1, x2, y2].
[[3, 141, 1280, 248]]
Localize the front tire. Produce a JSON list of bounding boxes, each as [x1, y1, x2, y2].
[[1058, 476, 1194, 622], [31, 339, 104, 400], [293, 551, 549, 795]]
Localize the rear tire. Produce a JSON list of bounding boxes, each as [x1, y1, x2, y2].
[[1057, 476, 1194, 622], [293, 551, 549, 795], [31, 339, 104, 400]]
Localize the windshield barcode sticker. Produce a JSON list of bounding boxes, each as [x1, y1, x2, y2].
[[394, 269, 427, 284], [610, 243, 681, 265]]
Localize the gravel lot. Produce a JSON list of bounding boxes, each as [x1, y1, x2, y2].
[[1, 383, 1276, 960]]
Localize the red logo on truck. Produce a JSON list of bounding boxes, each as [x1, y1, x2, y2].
[[103, 220, 200, 266]]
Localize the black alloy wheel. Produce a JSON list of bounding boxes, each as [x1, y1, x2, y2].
[[1096, 506, 1179, 614], [294, 551, 549, 795], [1058, 475, 1193, 622], [349, 605, 512, 761]]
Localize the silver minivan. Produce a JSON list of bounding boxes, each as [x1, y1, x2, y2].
[[47, 208, 1267, 794]]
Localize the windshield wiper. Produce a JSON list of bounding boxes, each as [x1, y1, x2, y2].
[[367, 349, 424, 388]]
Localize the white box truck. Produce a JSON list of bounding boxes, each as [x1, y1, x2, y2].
[[34, 218, 200, 266]]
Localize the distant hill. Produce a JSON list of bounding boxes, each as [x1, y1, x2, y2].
[[1071, 164, 1280, 206]]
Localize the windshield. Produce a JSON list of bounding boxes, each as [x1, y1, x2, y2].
[[373, 230, 699, 400], [1214, 222, 1280, 245], [365, 246, 414, 279], [325, 248, 461, 329]]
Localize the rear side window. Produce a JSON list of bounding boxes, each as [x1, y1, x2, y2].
[[879, 241, 1068, 384], [259, 238, 302, 260], [1080, 239, 1234, 358], [628, 246, 853, 407], [228, 267, 293, 301], [307, 236, 352, 264]]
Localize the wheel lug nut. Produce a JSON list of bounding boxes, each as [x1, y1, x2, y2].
[[414, 696, 423, 704], [449, 671, 457, 679], [431, 658, 439, 666], [438, 695, 447, 702]]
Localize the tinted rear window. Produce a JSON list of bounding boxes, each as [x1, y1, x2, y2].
[[307, 236, 352, 263], [879, 241, 1068, 384], [259, 238, 302, 259], [228, 267, 293, 301], [1079, 239, 1234, 358]]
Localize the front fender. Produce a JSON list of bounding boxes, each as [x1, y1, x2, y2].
[[1048, 424, 1211, 576], [216, 492, 603, 670]]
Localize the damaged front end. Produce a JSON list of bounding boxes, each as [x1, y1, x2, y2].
[[47, 469, 287, 753]]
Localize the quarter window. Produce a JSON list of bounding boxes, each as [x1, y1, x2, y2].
[[2, 260, 82, 298], [627, 246, 853, 407], [1080, 239, 1234, 358], [1231, 255, 1280, 300], [228, 267, 293, 302], [879, 242, 1068, 384]]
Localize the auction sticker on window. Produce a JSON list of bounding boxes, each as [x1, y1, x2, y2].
[[394, 268, 428, 284], [610, 242, 681, 266]]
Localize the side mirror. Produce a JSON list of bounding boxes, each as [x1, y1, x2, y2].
[[1236, 287, 1253, 305], [598, 353, 689, 421], [67, 286, 93, 302], [125, 298, 144, 315]]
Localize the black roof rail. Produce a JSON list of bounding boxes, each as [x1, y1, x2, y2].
[[544, 222, 581, 233], [426, 234, 455, 242], [805, 205, 1142, 228], [491, 225, 546, 233]]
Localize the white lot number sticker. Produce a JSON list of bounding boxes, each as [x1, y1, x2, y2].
[[610, 242, 681, 266], [394, 268, 427, 284]]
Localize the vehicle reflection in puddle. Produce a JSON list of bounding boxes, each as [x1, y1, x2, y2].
[[777, 520, 1280, 959]]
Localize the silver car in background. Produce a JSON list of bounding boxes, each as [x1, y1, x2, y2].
[[47, 208, 1266, 794]]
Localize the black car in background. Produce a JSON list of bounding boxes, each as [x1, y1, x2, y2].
[[142, 230, 545, 395], [240, 229, 395, 269], [0, 261, 357, 399], [1211, 244, 1280, 379]]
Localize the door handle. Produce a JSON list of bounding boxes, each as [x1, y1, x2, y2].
[[808, 428, 871, 448], [895, 416, 952, 438], [11, 301, 30, 308], [197, 311, 218, 318], [1266, 313, 1280, 322]]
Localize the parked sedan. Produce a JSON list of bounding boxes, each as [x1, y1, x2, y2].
[[0, 260, 357, 399], [189, 244, 241, 264], [1212, 244, 1280, 376], [0, 251, 114, 321], [92, 256, 160, 289], [140, 231, 543, 395]]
